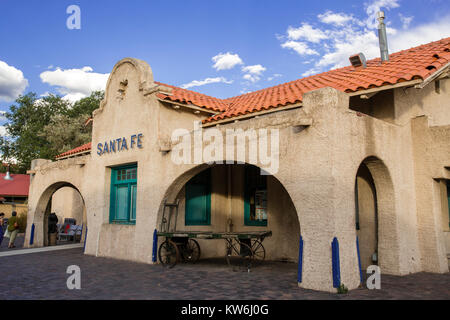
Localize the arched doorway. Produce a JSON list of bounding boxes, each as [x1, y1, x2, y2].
[[35, 182, 87, 247], [157, 163, 301, 263], [354, 156, 399, 274], [355, 162, 378, 269]]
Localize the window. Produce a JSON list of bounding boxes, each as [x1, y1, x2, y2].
[[185, 169, 211, 226], [244, 165, 267, 226], [110, 165, 137, 224]]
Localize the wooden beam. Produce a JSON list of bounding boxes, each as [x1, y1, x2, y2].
[[158, 98, 219, 115], [347, 79, 423, 97], [202, 103, 302, 127]]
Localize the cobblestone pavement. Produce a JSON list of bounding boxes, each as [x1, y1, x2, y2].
[[0, 248, 448, 300], [0, 234, 24, 251]]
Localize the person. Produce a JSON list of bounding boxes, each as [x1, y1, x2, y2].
[[7, 211, 19, 248], [0, 212, 5, 246], [48, 212, 59, 246]]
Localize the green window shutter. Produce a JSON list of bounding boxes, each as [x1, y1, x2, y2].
[[185, 169, 211, 226], [131, 184, 137, 221], [110, 164, 137, 224]]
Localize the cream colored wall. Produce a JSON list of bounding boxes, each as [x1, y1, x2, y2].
[[51, 187, 84, 225], [24, 58, 450, 292], [395, 78, 450, 126]]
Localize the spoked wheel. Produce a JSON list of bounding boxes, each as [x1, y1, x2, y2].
[[251, 239, 266, 266], [226, 239, 253, 271], [158, 239, 179, 268], [181, 239, 201, 263]]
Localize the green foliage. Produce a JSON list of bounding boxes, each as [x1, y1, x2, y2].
[[0, 91, 103, 173], [337, 284, 348, 294], [17, 212, 27, 233]]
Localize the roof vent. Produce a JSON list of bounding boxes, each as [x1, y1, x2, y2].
[[377, 11, 389, 62], [349, 53, 367, 68]]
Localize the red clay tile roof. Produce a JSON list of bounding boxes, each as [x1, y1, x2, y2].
[[55, 142, 92, 159], [155, 81, 228, 112], [56, 37, 450, 159], [0, 174, 30, 197], [205, 36, 450, 123]]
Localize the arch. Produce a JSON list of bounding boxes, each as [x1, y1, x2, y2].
[[33, 181, 87, 247], [354, 156, 399, 274], [155, 162, 301, 262]]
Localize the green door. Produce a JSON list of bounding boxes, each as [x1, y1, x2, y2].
[[185, 169, 211, 226]]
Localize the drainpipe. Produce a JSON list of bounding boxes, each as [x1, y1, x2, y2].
[[377, 11, 389, 62]]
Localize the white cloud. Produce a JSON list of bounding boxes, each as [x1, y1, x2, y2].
[[389, 16, 450, 52], [242, 64, 267, 83], [365, 0, 400, 28], [0, 125, 7, 137], [212, 52, 244, 71], [286, 23, 328, 43], [281, 41, 319, 56], [40, 66, 109, 102], [243, 74, 260, 83], [318, 11, 354, 26], [267, 73, 282, 81], [181, 77, 233, 89], [242, 65, 266, 75], [399, 14, 413, 30], [0, 60, 28, 101], [281, 0, 450, 77]]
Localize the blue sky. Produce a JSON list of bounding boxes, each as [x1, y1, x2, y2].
[[1, 0, 449, 128]]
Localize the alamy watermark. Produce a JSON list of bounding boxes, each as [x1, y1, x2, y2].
[[66, 5, 81, 30], [366, 265, 381, 290], [66, 265, 81, 290], [171, 121, 280, 175]]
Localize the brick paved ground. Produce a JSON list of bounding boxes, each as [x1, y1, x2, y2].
[[0, 234, 24, 251], [0, 248, 448, 300]]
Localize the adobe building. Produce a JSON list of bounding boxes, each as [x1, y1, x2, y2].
[[24, 36, 450, 292]]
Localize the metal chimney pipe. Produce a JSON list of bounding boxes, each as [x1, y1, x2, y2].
[[377, 11, 389, 62]]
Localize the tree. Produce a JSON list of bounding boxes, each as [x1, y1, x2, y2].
[[0, 91, 103, 173]]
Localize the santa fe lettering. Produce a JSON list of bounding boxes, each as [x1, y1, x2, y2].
[[97, 133, 143, 156]]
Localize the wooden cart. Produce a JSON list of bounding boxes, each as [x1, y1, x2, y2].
[[157, 230, 272, 269], [157, 200, 272, 269]]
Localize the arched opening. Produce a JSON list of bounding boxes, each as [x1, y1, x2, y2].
[[35, 182, 87, 247], [354, 156, 399, 273], [157, 163, 301, 264], [355, 163, 378, 269]]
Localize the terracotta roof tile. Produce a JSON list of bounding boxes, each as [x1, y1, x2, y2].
[[55, 142, 92, 159], [202, 36, 450, 123], [155, 81, 228, 112]]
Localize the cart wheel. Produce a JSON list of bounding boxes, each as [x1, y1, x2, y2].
[[182, 239, 201, 263], [226, 239, 253, 271], [251, 240, 266, 265], [158, 239, 179, 268]]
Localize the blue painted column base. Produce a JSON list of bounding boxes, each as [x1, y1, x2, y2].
[[331, 237, 341, 288], [152, 229, 158, 263], [297, 235, 304, 283]]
